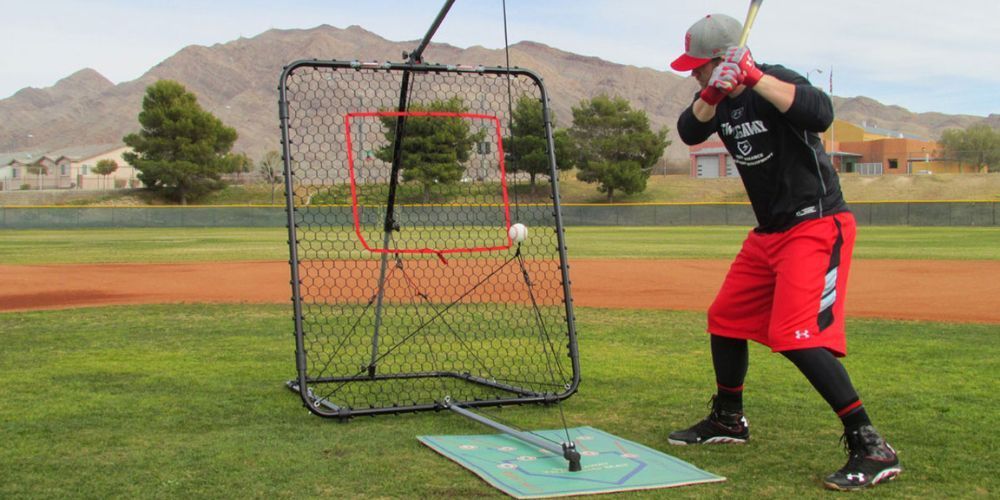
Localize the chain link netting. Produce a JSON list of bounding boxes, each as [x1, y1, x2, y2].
[[280, 62, 577, 416]]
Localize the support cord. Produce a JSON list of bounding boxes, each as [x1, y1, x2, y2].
[[502, 0, 520, 221], [495, 0, 575, 449], [316, 252, 520, 402], [465, 248, 573, 449]]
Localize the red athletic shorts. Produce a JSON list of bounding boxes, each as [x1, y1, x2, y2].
[[707, 212, 856, 357]]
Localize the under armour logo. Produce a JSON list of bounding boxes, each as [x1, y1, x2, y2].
[[795, 205, 818, 217], [794, 330, 811, 339], [846, 472, 866, 483]]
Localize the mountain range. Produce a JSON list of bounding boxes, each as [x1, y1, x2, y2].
[[2, 24, 998, 165]]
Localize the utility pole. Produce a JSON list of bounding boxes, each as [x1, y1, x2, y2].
[[828, 67, 836, 168]]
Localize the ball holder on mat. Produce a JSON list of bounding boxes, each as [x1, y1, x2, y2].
[[277, 0, 581, 472]]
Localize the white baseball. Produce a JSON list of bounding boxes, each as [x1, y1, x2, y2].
[[508, 223, 528, 243]]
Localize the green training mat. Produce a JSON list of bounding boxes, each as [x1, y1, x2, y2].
[[418, 426, 724, 498]]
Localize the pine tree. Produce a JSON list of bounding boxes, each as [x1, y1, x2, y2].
[[123, 80, 238, 204], [375, 97, 484, 203], [568, 95, 670, 202]]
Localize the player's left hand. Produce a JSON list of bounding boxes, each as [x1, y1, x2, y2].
[[699, 62, 742, 105], [699, 62, 744, 105], [725, 47, 764, 87], [710, 62, 744, 92]]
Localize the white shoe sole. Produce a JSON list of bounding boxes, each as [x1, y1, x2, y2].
[[824, 466, 902, 491], [668, 436, 748, 446]]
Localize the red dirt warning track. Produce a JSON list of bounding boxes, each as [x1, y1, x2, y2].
[[1, 259, 998, 323]]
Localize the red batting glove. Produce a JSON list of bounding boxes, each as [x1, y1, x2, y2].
[[699, 86, 726, 105], [725, 46, 764, 87], [699, 62, 743, 105]]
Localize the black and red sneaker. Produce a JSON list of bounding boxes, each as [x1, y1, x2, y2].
[[668, 398, 749, 445], [824, 425, 902, 491]]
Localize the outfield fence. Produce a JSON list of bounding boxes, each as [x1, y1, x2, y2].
[[0, 201, 997, 229]]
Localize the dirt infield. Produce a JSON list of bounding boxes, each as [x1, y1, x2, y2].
[[2, 259, 998, 323]]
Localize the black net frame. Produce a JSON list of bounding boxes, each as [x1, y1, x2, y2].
[[278, 59, 578, 419]]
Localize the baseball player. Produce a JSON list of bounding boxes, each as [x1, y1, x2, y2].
[[666, 13, 901, 491]]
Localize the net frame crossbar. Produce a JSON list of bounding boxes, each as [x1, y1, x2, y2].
[[277, 59, 579, 421]]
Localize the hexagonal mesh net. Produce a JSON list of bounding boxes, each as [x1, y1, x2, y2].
[[278, 61, 578, 418]]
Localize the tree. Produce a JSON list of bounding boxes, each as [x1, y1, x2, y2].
[[123, 80, 239, 204], [568, 95, 670, 202], [224, 152, 253, 183], [258, 150, 283, 205], [375, 97, 485, 202], [93, 159, 119, 190], [26, 164, 47, 190], [503, 95, 573, 193], [939, 124, 1000, 173]]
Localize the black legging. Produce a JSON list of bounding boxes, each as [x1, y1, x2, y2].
[[781, 346, 862, 413], [711, 334, 748, 389], [711, 335, 862, 413]]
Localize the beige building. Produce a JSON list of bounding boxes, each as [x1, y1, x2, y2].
[[0, 152, 67, 191], [687, 119, 968, 177], [1, 144, 142, 191]]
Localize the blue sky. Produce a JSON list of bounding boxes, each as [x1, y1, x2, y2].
[[3, 0, 998, 117]]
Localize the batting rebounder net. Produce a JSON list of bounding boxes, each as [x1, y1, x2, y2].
[[278, 60, 579, 419]]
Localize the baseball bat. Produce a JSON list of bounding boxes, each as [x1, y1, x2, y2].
[[737, 0, 763, 48]]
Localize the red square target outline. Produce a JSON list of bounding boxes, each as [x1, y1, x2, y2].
[[344, 111, 514, 258]]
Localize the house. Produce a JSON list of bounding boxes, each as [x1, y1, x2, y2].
[[1, 144, 143, 191], [57, 144, 142, 190], [0, 152, 68, 191]]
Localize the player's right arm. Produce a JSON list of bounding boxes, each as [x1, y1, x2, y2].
[[692, 97, 720, 123], [677, 97, 718, 145], [677, 62, 738, 145]]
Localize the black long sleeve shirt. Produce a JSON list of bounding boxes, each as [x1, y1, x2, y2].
[[677, 63, 848, 233]]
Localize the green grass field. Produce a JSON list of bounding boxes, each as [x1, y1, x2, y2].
[[2, 226, 1000, 264], [1, 226, 998, 497], [1, 305, 996, 498]]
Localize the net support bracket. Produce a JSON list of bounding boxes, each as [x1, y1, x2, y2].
[[286, 380, 351, 419], [404, 0, 457, 64], [444, 397, 581, 472]]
